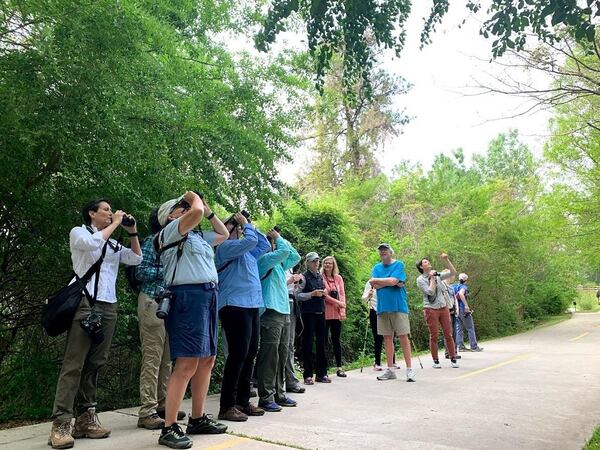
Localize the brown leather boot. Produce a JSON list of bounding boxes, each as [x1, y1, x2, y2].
[[47, 420, 74, 449], [137, 412, 165, 430], [73, 407, 111, 439]]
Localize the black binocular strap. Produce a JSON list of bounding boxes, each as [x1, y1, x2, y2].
[[76, 240, 109, 308]]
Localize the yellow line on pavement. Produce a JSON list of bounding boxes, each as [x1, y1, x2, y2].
[[455, 354, 532, 380], [204, 437, 249, 450], [569, 332, 589, 342]]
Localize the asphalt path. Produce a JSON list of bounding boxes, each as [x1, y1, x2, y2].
[[1, 312, 599, 449]]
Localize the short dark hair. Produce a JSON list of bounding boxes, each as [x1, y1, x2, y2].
[[416, 259, 425, 274], [148, 208, 161, 234], [81, 198, 110, 226]]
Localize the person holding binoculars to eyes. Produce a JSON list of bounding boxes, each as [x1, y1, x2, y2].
[[215, 211, 270, 422], [255, 228, 301, 412], [49, 199, 142, 450], [154, 191, 229, 449], [134, 209, 186, 431], [416, 253, 460, 369]]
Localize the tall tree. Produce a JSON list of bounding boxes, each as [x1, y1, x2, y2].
[[256, 0, 599, 94], [298, 58, 410, 193]]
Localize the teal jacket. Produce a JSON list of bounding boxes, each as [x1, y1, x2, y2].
[[257, 237, 301, 315]]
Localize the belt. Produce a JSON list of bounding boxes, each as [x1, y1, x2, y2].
[[200, 281, 217, 290]]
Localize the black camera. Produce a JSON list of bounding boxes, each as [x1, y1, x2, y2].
[[329, 290, 339, 299], [431, 271, 440, 277], [155, 288, 174, 319], [80, 311, 104, 344], [121, 215, 136, 227]]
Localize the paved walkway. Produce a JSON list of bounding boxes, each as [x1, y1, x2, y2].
[[2, 312, 600, 449]]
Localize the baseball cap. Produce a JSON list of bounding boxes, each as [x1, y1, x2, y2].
[[378, 243, 393, 251], [306, 252, 320, 262]]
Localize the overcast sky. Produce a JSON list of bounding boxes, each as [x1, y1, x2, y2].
[[277, 2, 554, 183]]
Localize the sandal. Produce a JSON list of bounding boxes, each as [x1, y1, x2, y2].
[[304, 377, 314, 385], [315, 375, 332, 383], [336, 369, 347, 378]]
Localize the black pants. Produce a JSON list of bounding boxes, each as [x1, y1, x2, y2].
[[369, 308, 384, 366], [219, 306, 259, 410], [326, 319, 342, 367], [301, 312, 327, 379]]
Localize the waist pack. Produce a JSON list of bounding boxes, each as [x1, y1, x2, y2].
[[41, 241, 108, 336]]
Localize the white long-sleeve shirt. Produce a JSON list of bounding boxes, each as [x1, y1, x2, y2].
[[69, 224, 142, 303]]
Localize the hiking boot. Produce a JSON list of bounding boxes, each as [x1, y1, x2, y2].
[[406, 368, 416, 382], [249, 388, 258, 398], [471, 346, 484, 352], [451, 359, 460, 368], [218, 406, 248, 422], [286, 385, 306, 394], [336, 369, 347, 378], [432, 360, 442, 369], [138, 413, 165, 430], [236, 403, 265, 416], [48, 420, 74, 449], [186, 414, 227, 434], [258, 400, 282, 412], [157, 409, 186, 421], [377, 368, 397, 381], [276, 396, 297, 407], [159, 423, 192, 449], [73, 407, 110, 439]]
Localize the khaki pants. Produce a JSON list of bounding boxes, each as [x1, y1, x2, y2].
[[138, 291, 171, 418], [52, 298, 117, 422]]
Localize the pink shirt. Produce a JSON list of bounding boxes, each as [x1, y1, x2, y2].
[[323, 274, 346, 320]]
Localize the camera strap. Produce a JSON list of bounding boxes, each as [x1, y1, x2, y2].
[[156, 230, 187, 288]]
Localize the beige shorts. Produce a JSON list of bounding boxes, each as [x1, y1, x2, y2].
[[377, 312, 410, 336]]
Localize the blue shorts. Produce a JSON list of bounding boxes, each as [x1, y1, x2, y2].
[[166, 283, 218, 360]]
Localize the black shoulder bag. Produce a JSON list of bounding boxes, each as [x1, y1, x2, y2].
[[41, 241, 109, 337]]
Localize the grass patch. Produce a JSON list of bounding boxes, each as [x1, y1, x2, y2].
[[585, 425, 600, 449], [575, 290, 600, 313]]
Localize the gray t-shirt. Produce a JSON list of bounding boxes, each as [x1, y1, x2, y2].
[[417, 269, 452, 309], [160, 218, 218, 286]]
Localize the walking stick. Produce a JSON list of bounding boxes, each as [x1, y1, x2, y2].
[[359, 307, 370, 373], [410, 335, 424, 369]]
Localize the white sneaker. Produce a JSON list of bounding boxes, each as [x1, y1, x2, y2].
[[373, 364, 383, 371], [406, 368, 416, 382], [432, 361, 442, 369], [451, 360, 459, 368], [377, 368, 397, 381]]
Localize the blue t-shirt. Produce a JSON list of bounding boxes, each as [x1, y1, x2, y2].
[[371, 260, 408, 314], [453, 283, 468, 311]]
